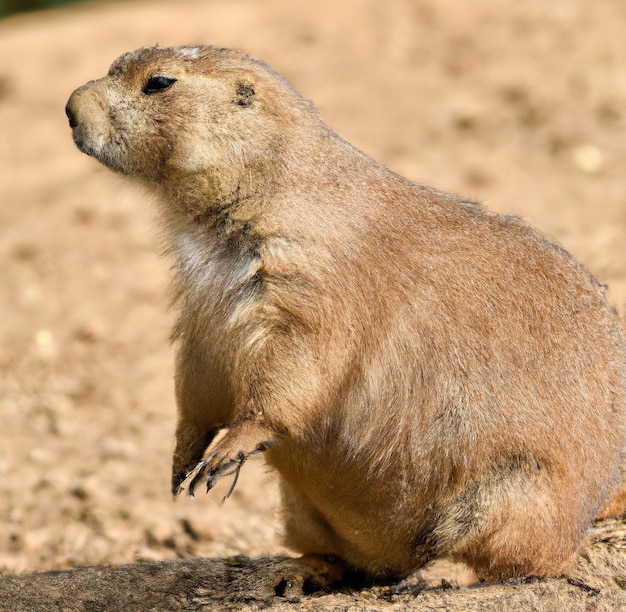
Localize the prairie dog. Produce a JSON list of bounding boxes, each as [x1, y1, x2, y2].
[[66, 46, 626, 582]]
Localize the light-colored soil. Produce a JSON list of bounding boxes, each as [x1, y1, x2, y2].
[[0, 0, 624, 586]]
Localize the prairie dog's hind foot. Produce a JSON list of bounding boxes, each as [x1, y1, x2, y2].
[[273, 554, 371, 601]]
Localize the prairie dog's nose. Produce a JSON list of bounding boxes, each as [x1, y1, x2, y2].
[[65, 90, 81, 128], [65, 102, 77, 128], [66, 82, 97, 129], [65, 84, 104, 157]]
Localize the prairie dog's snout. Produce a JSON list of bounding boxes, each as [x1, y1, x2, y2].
[[65, 81, 126, 172], [65, 86, 95, 149], [67, 45, 626, 584]]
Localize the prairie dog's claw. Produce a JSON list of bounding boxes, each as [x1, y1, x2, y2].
[[174, 428, 278, 499]]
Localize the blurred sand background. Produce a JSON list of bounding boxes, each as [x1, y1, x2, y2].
[[0, 0, 624, 575]]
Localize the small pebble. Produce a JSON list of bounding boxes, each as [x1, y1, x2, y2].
[[572, 144, 605, 174]]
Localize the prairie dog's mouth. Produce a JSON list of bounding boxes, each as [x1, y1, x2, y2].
[[70, 125, 102, 160], [70, 125, 125, 174], [70, 125, 91, 155]]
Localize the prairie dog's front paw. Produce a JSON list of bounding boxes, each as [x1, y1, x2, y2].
[[175, 420, 277, 499]]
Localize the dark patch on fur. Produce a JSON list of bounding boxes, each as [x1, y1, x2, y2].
[[234, 79, 255, 107]]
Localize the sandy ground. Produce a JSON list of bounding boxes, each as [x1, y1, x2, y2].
[[0, 0, 624, 578]]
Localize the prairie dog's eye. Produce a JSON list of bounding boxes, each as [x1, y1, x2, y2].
[[143, 75, 177, 94]]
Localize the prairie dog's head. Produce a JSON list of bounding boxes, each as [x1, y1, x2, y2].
[[65, 46, 313, 185]]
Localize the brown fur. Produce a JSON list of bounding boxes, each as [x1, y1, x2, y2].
[[65, 45, 626, 582]]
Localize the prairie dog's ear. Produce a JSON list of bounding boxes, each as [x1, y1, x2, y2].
[[234, 79, 255, 107]]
